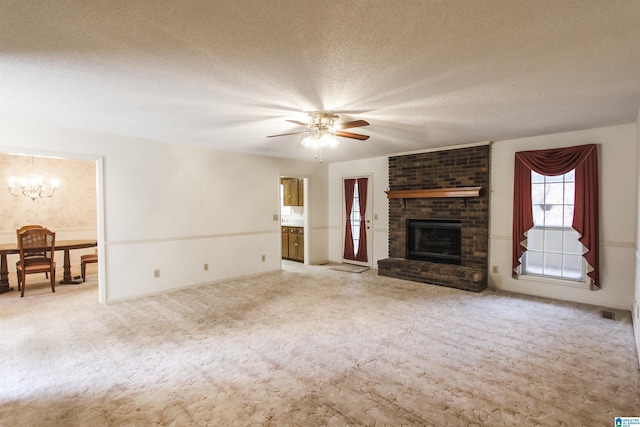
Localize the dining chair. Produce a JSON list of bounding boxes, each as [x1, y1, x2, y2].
[[16, 224, 50, 279], [16, 224, 46, 233], [81, 253, 98, 282], [16, 227, 56, 297]]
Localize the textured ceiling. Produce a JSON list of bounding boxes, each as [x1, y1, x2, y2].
[[2, 0, 640, 163]]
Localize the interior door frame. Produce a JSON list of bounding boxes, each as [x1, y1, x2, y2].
[[0, 147, 106, 303], [279, 174, 308, 265], [341, 174, 373, 268]]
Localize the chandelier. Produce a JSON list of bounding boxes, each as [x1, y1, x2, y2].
[[8, 157, 59, 202], [300, 112, 339, 161]]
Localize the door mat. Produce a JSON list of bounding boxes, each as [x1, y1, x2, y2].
[[330, 264, 370, 273]]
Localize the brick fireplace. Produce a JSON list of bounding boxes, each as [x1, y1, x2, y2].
[[378, 145, 490, 292]]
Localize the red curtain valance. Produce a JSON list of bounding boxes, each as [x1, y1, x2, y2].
[[512, 144, 600, 289]]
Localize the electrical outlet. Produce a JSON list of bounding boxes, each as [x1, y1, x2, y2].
[[491, 265, 498, 274], [273, 214, 279, 221], [204, 263, 209, 271], [261, 255, 266, 262], [154, 269, 160, 278]]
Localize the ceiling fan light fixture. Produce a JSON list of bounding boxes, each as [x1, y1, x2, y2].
[[268, 111, 369, 161], [300, 136, 315, 149], [323, 133, 339, 149], [308, 112, 338, 130], [300, 112, 340, 154], [300, 128, 340, 161], [300, 132, 339, 150]]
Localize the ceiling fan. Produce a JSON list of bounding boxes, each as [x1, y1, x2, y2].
[[267, 111, 370, 141]]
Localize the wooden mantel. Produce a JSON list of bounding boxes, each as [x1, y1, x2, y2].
[[385, 186, 482, 199]]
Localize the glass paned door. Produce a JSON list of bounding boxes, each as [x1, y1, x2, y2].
[[350, 181, 361, 256], [343, 176, 371, 266]]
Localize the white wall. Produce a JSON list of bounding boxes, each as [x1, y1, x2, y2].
[[327, 157, 389, 267], [489, 124, 637, 310], [634, 109, 640, 364], [1, 118, 329, 302]]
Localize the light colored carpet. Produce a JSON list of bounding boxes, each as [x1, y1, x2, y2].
[[1, 262, 638, 426]]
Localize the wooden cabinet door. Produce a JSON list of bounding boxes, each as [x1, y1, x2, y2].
[[287, 227, 303, 261], [287, 227, 304, 262], [289, 179, 299, 206], [282, 178, 299, 206], [297, 179, 304, 206], [295, 228, 304, 261], [282, 178, 291, 206], [288, 233, 298, 260], [281, 227, 289, 258], [282, 178, 302, 206]]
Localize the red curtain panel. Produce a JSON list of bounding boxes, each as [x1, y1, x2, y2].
[[355, 178, 368, 262]]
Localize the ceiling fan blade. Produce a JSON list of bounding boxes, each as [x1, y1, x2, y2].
[[336, 120, 369, 130], [286, 120, 308, 126], [336, 131, 370, 141], [266, 131, 308, 138]]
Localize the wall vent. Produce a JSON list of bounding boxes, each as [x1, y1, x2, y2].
[[601, 310, 616, 320]]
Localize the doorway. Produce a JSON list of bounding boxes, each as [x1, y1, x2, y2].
[[0, 150, 106, 303], [280, 176, 307, 264], [342, 175, 372, 268]]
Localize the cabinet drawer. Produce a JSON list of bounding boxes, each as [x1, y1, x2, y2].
[[289, 227, 303, 235]]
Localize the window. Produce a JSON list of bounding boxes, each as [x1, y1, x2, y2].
[[523, 170, 584, 281], [350, 181, 361, 256], [512, 144, 599, 289]]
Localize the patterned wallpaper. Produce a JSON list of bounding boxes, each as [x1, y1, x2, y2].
[[0, 154, 97, 233]]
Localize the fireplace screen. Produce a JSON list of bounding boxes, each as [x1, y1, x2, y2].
[[407, 219, 462, 264]]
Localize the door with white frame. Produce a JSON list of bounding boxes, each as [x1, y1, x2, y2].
[[342, 175, 372, 267]]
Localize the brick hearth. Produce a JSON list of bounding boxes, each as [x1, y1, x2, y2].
[[378, 145, 490, 292]]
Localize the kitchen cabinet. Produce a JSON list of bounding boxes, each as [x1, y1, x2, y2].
[[298, 180, 304, 206], [288, 227, 304, 262], [282, 226, 304, 262], [281, 227, 289, 258], [281, 178, 304, 206]]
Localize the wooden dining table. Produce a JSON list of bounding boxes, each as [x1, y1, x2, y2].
[[0, 239, 98, 294]]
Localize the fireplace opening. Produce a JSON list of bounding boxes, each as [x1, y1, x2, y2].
[[407, 219, 462, 264]]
